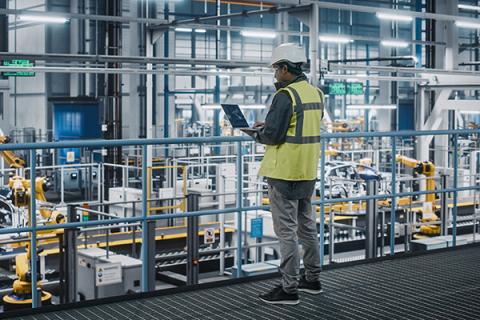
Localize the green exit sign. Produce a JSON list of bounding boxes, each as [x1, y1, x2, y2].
[[2, 59, 35, 77], [348, 82, 364, 95], [328, 82, 364, 96], [329, 82, 346, 95]]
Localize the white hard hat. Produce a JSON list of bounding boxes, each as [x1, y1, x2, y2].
[[270, 43, 307, 67]]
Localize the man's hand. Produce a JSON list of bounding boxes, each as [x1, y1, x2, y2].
[[240, 128, 257, 137], [253, 121, 265, 128]]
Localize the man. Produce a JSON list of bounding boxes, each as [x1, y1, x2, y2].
[[244, 43, 324, 305]]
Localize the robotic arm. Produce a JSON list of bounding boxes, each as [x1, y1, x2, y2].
[[396, 155, 439, 236], [4, 176, 63, 309], [0, 136, 26, 169]]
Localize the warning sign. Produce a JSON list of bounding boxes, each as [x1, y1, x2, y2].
[[95, 262, 122, 286], [204, 228, 215, 244]]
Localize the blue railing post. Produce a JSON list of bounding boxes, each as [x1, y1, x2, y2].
[[453, 134, 458, 246], [319, 139, 326, 266], [390, 137, 397, 256], [30, 149, 38, 308], [141, 145, 149, 291], [236, 141, 243, 277]]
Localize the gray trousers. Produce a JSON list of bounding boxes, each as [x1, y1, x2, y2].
[[268, 184, 321, 294]]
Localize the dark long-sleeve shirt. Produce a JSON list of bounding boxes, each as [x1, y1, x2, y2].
[[256, 74, 317, 200]]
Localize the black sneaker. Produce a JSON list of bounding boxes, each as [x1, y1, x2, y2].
[[298, 276, 323, 294], [259, 285, 300, 305]]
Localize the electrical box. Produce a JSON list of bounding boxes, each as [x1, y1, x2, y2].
[[77, 248, 141, 300], [108, 187, 155, 218], [53, 167, 98, 193]]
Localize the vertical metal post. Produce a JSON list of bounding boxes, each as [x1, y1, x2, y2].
[[453, 134, 458, 246], [415, 0, 423, 68], [186, 192, 200, 286], [390, 137, 397, 256], [213, 0, 221, 153], [380, 211, 385, 257], [145, 220, 156, 291], [30, 149, 39, 308], [309, 2, 319, 86], [328, 208, 334, 264], [218, 173, 225, 275], [366, 180, 378, 259], [146, 29, 153, 167], [364, 44, 370, 132], [141, 145, 149, 292], [132, 201, 137, 258], [97, 163, 102, 203], [236, 141, 243, 277], [440, 174, 448, 236], [60, 165, 65, 204], [163, 3, 170, 142], [319, 139, 326, 266], [64, 205, 78, 303]]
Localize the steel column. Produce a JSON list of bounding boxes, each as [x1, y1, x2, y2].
[[390, 137, 397, 256], [186, 192, 200, 286], [453, 134, 458, 246], [141, 145, 149, 291], [440, 174, 448, 236], [30, 149, 38, 308], [366, 180, 378, 259], [63, 205, 78, 303], [309, 3, 319, 86], [319, 139, 326, 266], [236, 141, 243, 277]]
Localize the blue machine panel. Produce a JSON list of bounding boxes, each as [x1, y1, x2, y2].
[[251, 217, 263, 238], [53, 102, 101, 164], [398, 100, 415, 131]]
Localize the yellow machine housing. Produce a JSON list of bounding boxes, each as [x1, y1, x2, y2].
[[396, 155, 439, 236], [3, 176, 63, 309]]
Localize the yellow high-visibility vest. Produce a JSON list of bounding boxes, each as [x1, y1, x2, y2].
[[258, 80, 324, 181]]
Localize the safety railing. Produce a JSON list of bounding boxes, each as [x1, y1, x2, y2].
[[0, 128, 478, 310]]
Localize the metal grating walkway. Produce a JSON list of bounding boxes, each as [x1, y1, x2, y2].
[[9, 245, 480, 320]]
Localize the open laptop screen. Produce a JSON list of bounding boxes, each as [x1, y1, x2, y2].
[[221, 104, 250, 128]]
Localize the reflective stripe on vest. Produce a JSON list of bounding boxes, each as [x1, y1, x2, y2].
[[258, 80, 324, 181]]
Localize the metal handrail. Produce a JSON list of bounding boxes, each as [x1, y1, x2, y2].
[[1, 128, 478, 309]]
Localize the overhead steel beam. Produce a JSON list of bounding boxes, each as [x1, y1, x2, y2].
[[0, 65, 428, 82], [325, 33, 446, 47], [330, 63, 480, 77], [0, 8, 167, 24], [264, 0, 480, 25], [2, 1, 478, 28], [175, 23, 309, 37], [150, 4, 310, 31], [149, 4, 311, 43], [0, 52, 266, 68]]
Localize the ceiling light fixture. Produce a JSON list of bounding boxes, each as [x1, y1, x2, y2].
[[381, 40, 410, 48], [319, 35, 354, 44], [240, 30, 277, 39], [175, 27, 206, 33], [455, 21, 480, 29], [460, 110, 480, 115], [376, 12, 413, 22], [201, 104, 222, 110], [18, 15, 69, 24], [458, 4, 480, 12]]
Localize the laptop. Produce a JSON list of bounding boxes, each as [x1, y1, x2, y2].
[[221, 104, 261, 132]]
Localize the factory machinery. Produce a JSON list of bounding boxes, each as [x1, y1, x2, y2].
[[0, 136, 477, 309]]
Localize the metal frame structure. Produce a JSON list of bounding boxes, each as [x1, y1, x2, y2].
[[0, 128, 478, 308]]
